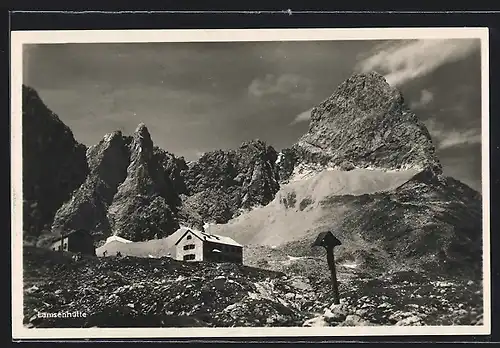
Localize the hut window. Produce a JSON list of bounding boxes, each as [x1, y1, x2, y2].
[[183, 244, 195, 250], [186, 235, 192, 240], [183, 254, 195, 261], [63, 243, 67, 250]]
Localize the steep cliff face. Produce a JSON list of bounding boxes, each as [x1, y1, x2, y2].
[[278, 72, 442, 182], [47, 122, 282, 242], [317, 169, 482, 275], [276, 148, 299, 183], [22, 85, 89, 240], [181, 139, 280, 225], [50, 122, 189, 243], [51, 131, 130, 241], [106, 124, 182, 241]]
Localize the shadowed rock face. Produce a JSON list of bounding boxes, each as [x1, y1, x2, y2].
[[106, 124, 181, 241], [51, 131, 130, 241], [279, 72, 442, 181], [317, 169, 482, 276], [22, 85, 89, 240], [52, 123, 188, 243], [48, 123, 281, 242]]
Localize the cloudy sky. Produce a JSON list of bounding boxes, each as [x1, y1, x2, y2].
[[23, 38, 483, 191]]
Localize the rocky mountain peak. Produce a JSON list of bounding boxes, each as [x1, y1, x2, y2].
[[86, 130, 128, 173], [292, 72, 441, 174], [51, 128, 131, 241], [129, 123, 154, 162], [310, 72, 401, 125], [238, 139, 278, 165], [239, 138, 266, 149], [179, 139, 280, 226], [101, 130, 123, 143], [134, 123, 151, 140], [51, 120, 186, 243]]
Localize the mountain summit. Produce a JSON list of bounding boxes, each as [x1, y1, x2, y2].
[[280, 72, 442, 181]]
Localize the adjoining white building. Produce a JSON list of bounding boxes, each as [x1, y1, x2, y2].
[[173, 227, 243, 264]]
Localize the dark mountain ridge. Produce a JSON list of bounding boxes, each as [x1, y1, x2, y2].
[[22, 85, 89, 243]]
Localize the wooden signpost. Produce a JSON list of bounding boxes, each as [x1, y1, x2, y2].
[[312, 231, 342, 305]]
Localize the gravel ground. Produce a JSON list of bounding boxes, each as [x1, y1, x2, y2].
[[23, 246, 484, 328]]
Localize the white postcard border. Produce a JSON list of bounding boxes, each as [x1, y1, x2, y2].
[[11, 27, 491, 340]]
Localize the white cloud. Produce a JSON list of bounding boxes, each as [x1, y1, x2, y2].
[[438, 130, 481, 149], [410, 89, 434, 109], [290, 107, 314, 125], [356, 39, 480, 86], [248, 73, 312, 99], [424, 119, 481, 150]]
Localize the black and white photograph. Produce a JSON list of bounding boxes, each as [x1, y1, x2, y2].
[[11, 28, 490, 338]]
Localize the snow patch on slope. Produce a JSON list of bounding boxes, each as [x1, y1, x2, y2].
[[210, 167, 420, 247], [289, 163, 423, 183]]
